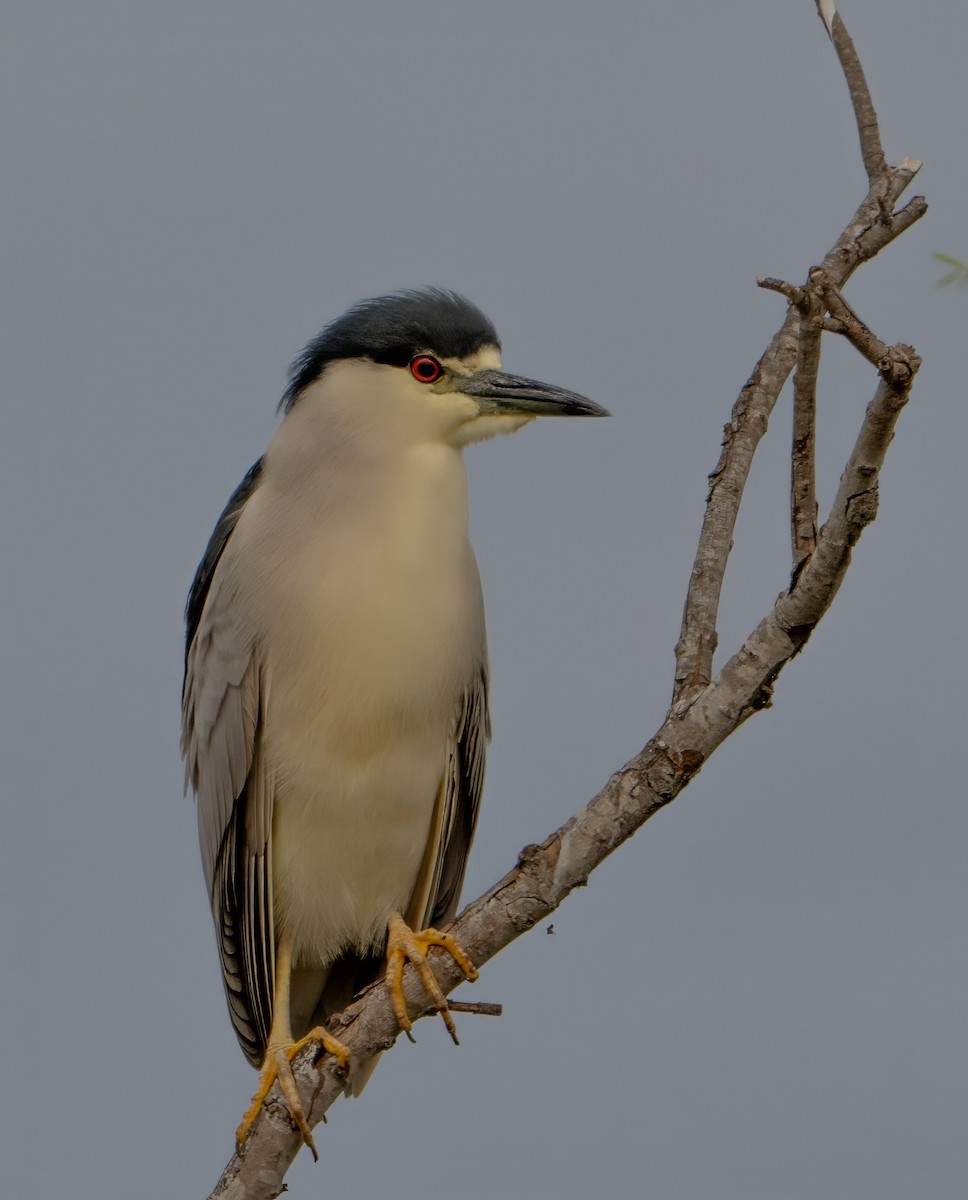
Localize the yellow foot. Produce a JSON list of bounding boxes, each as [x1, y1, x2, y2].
[[385, 911, 479, 1045], [235, 1028, 350, 1161]]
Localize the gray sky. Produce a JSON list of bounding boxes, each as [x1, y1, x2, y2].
[[2, 2, 965, 1197]]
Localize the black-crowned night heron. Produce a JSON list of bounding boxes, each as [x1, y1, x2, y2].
[[181, 289, 607, 1155]]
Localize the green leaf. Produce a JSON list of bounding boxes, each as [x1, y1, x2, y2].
[[933, 252, 968, 288]]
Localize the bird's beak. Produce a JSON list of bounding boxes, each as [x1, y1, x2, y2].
[[453, 370, 610, 418]]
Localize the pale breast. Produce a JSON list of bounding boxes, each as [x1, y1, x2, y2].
[[225, 439, 485, 963], [259, 441, 482, 751]]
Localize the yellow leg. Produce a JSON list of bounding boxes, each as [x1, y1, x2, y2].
[[236, 937, 350, 1161], [385, 911, 479, 1044]]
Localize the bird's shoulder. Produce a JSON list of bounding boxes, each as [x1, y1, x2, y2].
[[184, 457, 265, 671]]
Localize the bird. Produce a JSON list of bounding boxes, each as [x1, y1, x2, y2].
[[181, 288, 608, 1156]]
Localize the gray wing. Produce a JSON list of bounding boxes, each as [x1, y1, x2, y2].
[[183, 459, 263, 667], [425, 660, 490, 928], [181, 460, 274, 1066]]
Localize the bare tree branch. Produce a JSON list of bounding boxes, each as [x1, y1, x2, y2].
[[757, 277, 806, 306], [816, 1, 887, 182], [814, 270, 892, 367], [208, 7, 926, 1197], [672, 16, 924, 707], [445, 1000, 503, 1017], [672, 311, 794, 701], [791, 282, 823, 572]]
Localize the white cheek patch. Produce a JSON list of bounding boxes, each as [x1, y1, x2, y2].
[[425, 391, 480, 424], [452, 413, 534, 447]]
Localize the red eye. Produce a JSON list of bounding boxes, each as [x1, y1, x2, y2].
[[409, 354, 443, 383]]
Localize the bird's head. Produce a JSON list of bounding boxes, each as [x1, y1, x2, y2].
[[280, 289, 609, 448]]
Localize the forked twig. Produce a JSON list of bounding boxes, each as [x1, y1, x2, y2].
[[813, 270, 892, 367], [673, 1, 924, 707]]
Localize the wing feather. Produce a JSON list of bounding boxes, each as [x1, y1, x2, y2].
[[181, 461, 275, 1067], [424, 660, 490, 929]]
